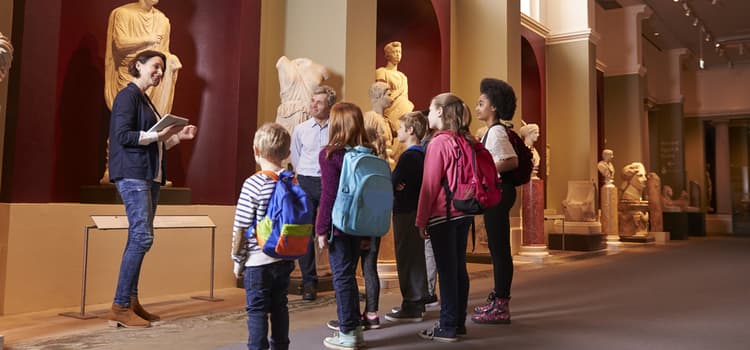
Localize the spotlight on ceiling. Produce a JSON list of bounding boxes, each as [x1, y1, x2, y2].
[[705, 34, 712, 42], [692, 18, 699, 26]]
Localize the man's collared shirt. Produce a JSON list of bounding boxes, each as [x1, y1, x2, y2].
[[291, 117, 329, 177]]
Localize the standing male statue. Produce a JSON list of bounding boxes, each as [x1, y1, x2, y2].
[[375, 41, 413, 160], [101, 0, 181, 184]]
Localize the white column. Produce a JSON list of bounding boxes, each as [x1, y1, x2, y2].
[[713, 120, 731, 214]]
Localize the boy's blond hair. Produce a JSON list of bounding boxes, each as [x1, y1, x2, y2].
[[399, 111, 428, 140], [254, 123, 290, 163]]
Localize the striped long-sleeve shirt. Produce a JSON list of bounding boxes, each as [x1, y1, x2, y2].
[[231, 171, 281, 267]]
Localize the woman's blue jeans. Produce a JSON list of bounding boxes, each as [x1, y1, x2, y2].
[[113, 178, 160, 306]]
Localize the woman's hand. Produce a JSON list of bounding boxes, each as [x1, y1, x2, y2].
[[419, 227, 429, 239], [157, 124, 181, 141], [317, 234, 328, 250], [177, 124, 198, 140]]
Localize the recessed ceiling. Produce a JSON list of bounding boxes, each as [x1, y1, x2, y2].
[[599, 0, 750, 69]]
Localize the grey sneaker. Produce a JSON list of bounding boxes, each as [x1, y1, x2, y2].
[[418, 323, 458, 343]]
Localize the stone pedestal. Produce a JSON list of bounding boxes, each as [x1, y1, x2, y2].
[[80, 184, 192, 204], [520, 178, 548, 257], [619, 200, 651, 240], [600, 183, 619, 235]]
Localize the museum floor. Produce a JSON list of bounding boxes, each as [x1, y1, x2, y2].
[[3, 235, 749, 350]]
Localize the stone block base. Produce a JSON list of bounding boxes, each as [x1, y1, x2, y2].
[[619, 234, 656, 243], [663, 212, 689, 240], [548, 233, 606, 251], [653, 231, 670, 244], [553, 220, 602, 234]]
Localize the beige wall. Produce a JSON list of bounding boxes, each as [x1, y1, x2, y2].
[[256, 0, 287, 127], [451, 0, 522, 131], [283, 0, 375, 109], [603, 74, 647, 171], [683, 65, 750, 117], [0, 203, 236, 315], [546, 40, 598, 214]]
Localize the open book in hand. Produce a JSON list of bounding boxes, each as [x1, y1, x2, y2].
[[147, 114, 189, 133]]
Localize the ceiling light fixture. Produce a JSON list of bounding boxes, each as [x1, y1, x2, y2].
[[692, 18, 699, 26]]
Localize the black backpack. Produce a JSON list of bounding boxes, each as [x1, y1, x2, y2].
[[483, 123, 534, 186]]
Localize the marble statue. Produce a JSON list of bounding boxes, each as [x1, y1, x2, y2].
[[618, 162, 650, 238], [647, 172, 663, 232], [519, 123, 541, 179], [561, 181, 597, 222], [363, 81, 396, 167], [597, 149, 615, 185], [620, 162, 647, 201], [101, 0, 181, 185], [275, 56, 329, 135], [0, 32, 12, 82], [375, 41, 413, 158], [105, 0, 181, 113]]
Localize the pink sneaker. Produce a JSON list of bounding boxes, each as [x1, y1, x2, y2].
[[473, 290, 497, 314], [471, 297, 511, 324]]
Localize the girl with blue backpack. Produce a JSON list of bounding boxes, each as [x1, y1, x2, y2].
[[317, 102, 377, 349]]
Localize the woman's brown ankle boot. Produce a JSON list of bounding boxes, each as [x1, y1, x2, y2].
[[107, 303, 151, 328], [130, 296, 161, 321]]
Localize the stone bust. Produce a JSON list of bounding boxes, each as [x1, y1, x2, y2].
[[620, 162, 647, 201], [363, 81, 395, 167], [519, 123, 540, 179], [597, 149, 615, 185]]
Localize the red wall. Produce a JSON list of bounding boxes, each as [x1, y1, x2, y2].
[[376, 0, 449, 111], [520, 28, 547, 181], [2, 0, 261, 204]]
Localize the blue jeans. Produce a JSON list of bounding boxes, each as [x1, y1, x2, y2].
[[359, 237, 380, 313], [329, 233, 362, 333], [296, 175, 320, 288], [429, 217, 471, 330], [113, 178, 160, 306], [244, 260, 295, 350]]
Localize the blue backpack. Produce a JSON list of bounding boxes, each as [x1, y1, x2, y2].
[[252, 170, 313, 259], [332, 146, 394, 237]]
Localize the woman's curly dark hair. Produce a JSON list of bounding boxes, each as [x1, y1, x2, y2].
[[480, 78, 516, 121]]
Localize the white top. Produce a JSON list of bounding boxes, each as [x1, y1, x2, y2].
[[483, 124, 516, 164]]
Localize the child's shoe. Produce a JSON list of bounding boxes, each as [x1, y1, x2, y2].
[[471, 297, 511, 324], [361, 313, 380, 330], [473, 290, 497, 313], [323, 327, 364, 349], [418, 322, 458, 342]]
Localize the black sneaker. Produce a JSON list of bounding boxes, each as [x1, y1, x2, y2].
[[385, 308, 423, 322], [418, 323, 457, 342], [423, 294, 439, 307], [456, 324, 467, 337], [360, 314, 381, 330], [302, 285, 317, 301]]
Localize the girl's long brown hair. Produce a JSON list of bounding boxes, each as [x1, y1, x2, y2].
[[432, 92, 474, 142], [325, 102, 373, 158]]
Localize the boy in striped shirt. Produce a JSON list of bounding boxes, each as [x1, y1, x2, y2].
[[231, 122, 296, 350]]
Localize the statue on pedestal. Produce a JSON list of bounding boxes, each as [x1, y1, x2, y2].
[[363, 81, 395, 167], [647, 172, 663, 232], [375, 41, 413, 160], [0, 32, 12, 83], [101, 0, 182, 185], [519, 123, 540, 179], [597, 149, 615, 185], [275, 56, 329, 135], [598, 149, 619, 236], [619, 162, 650, 237]]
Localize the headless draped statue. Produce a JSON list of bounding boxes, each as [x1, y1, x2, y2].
[[101, 0, 181, 184], [375, 41, 413, 156], [275, 56, 329, 135], [0, 32, 12, 83], [105, 0, 181, 113]]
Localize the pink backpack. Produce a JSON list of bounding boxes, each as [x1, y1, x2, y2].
[[437, 131, 502, 216]]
